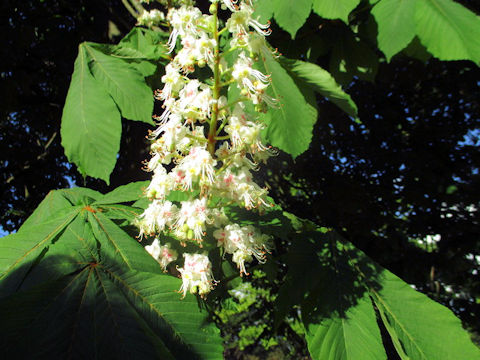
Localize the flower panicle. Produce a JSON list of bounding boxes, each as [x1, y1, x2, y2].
[[136, 0, 277, 298]]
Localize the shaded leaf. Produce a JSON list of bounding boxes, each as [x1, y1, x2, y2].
[[329, 29, 379, 85], [87, 211, 159, 273], [0, 187, 224, 358], [305, 295, 386, 360], [0, 210, 79, 296]]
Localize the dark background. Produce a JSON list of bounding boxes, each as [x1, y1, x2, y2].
[[1, 0, 479, 354]]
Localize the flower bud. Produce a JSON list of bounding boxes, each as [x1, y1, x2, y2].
[[209, 3, 217, 15]]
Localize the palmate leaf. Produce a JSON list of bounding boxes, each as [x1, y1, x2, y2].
[[415, 0, 480, 63], [61, 45, 121, 184], [84, 43, 155, 124], [93, 180, 149, 205], [1, 265, 222, 359], [371, 0, 416, 61], [277, 218, 480, 359], [258, 50, 318, 158], [61, 35, 160, 183], [273, 0, 312, 38], [0, 187, 223, 358], [0, 210, 79, 297]]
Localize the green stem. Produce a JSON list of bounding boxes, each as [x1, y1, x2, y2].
[[207, 2, 221, 156], [216, 119, 227, 135], [214, 135, 230, 140], [218, 27, 228, 36]]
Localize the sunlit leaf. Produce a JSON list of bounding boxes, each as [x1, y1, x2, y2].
[[258, 51, 317, 158], [61, 45, 121, 183], [371, 0, 416, 61], [312, 0, 361, 23], [84, 43, 154, 124], [273, 0, 312, 38], [415, 0, 480, 63], [281, 59, 358, 117]]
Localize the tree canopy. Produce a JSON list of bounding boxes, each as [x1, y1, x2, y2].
[[1, 0, 479, 358]]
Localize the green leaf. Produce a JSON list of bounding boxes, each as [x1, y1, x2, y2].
[[96, 44, 159, 78], [224, 205, 293, 241], [312, 0, 361, 23], [371, 0, 416, 61], [84, 43, 154, 124], [281, 59, 358, 117], [258, 51, 318, 158], [19, 187, 102, 231], [253, 0, 274, 22], [87, 211, 159, 273], [273, 0, 312, 38], [19, 190, 75, 230], [305, 295, 387, 360], [1, 266, 223, 359], [107, 267, 224, 359], [0, 210, 79, 296], [276, 217, 480, 359], [61, 45, 121, 183], [94, 181, 149, 205], [0, 187, 224, 358], [372, 271, 480, 359], [415, 0, 480, 63], [119, 27, 169, 61]]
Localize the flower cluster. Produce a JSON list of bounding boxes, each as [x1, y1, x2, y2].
[[136, 0, 276, 298], [137, 9, 165, 28]]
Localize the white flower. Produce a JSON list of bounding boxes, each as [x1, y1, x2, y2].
[[231, 53, 275, 105], [159, 63, 185, 101], [145, 166, 174, 199], [220, 0, 238, 12], [167, 6, 203, 52], [175, 198, 210, 241], [178, 146, 217, 188], [214, 223, 271, 275], [137, 9, 165, 28], [178, 253, 215, 297], [226, 3, 271, 36], [145, 239, 178, 271]]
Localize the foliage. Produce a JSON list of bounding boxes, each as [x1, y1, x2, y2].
[[0, 185, 223, 359], [2, 0, 480, 358]]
